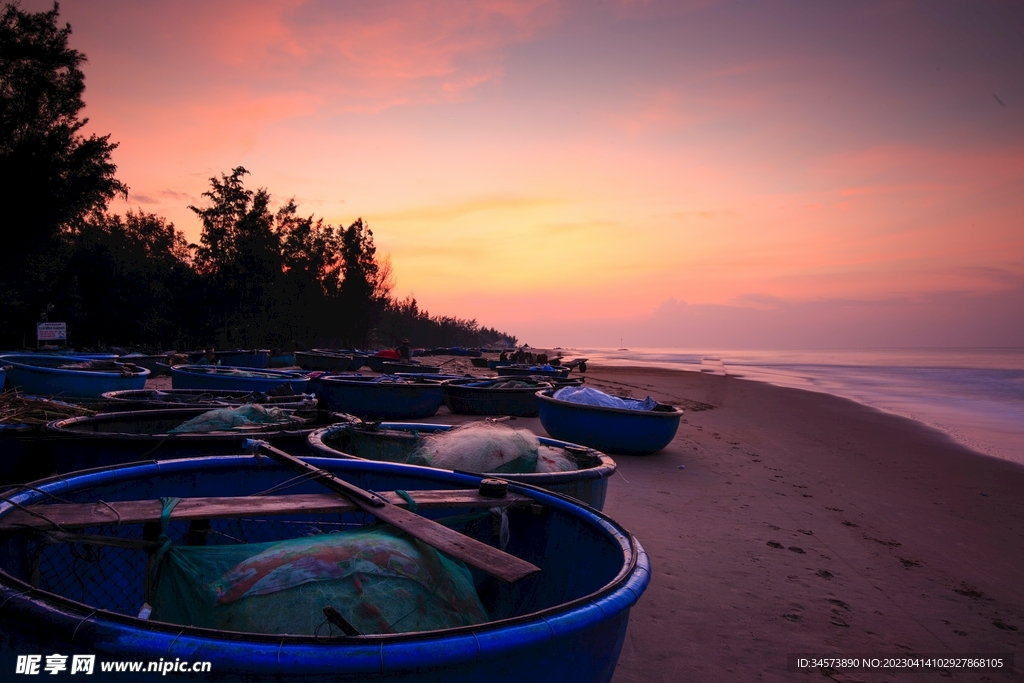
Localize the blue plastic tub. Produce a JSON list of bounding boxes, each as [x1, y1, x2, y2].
[[536, 388, 683, 455], [308, 422, 617, 510], [0, 354, 149, 400], [0, 455, 650, 682], [171, 365, 309, 393], [318, 376, 445, 420]]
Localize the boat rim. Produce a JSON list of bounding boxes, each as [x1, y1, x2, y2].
[[0, 454, 647, 645], [45, 407, 353, 439]]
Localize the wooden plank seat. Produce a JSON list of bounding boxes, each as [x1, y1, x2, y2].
[[0, 490, 533, 532]]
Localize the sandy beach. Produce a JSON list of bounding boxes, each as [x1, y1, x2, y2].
[[420, 362, 1023, 681], [574, 365, 1023, 682]]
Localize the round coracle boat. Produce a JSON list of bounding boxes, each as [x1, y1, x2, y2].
[[317, 376, 445, 420], [0, 354, 149, 400], [0, 454, 650, 682], [171, 365, 309, 393], [536, 387, 683, 455]]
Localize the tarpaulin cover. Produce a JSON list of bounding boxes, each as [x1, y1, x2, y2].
[[553, 386, 657, 411]]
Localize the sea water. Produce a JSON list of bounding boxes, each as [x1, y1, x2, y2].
[[568, 348, 1024, 466]]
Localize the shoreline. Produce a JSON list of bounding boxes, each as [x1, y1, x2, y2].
[[565, 348, 1024, 467]]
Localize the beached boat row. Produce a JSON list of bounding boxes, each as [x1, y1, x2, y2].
[[0, 350, 684, 681]]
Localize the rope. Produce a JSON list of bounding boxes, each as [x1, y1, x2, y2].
[[394, 490, 418, 512], [148, 497, 181, 587]]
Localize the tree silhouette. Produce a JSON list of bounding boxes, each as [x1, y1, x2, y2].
[[0, 2, 126, 336]]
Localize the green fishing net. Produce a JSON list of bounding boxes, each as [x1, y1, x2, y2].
[[167, 404, 302, 433], [149, 524, 489, 636]]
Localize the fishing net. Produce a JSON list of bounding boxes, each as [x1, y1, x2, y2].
[[168, 404, 303, 433], [416, 423, 576, 474], [536, 447, 577, 473], [150, 519, 488, 636], [553, 385, 657, 411]]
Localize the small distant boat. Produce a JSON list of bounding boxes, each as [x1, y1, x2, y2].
[[366, 350, 400, 373], [381, 360, 441, 374], [295, 350, 354, 372], [45, 407, 355, 471], [443, 377, 552, 417], [309, 421, 617, 510], [536, 388, 683, 455], [496, 364, 571, 379], [186, 349, 271, 368], [99, 388, 316, 412], [0, 354, 149, 400], [0, 455, 650, 682], [318, 376, 445, 419], [118, 353, 172, 375], [268, 353, 295, 368], [171, 365, 309, 393]]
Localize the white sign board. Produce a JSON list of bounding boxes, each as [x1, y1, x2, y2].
[[37, 322, 67, 341]]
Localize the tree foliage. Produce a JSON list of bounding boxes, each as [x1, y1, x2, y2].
[[0, 2, 126, 334]]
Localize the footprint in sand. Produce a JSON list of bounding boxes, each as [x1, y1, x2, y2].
[[816, 569, 833, 579], [788, 546, 806, 554], [767, 541, 783, 549], [953, 583, 983, 598]]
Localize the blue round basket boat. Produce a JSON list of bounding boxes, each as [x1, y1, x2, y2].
[[536, 388, 683, 455], [171, 365, 309, 393], [318, 376, 445, 420], [442, 378, 552, 417], [0, 365, 8, 389], [0, 354, 149, 400], [0, 455, 650, 682], [308, 422, 617, 510]]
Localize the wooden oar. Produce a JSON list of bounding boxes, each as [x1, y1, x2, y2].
[[244, 439, 540, 583]]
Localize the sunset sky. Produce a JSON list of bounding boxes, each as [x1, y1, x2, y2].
[[33, 0, 1024, 347]]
